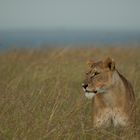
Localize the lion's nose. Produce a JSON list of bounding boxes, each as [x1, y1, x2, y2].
[[82, 83, 88, 89], [93, 90, 97, 94]]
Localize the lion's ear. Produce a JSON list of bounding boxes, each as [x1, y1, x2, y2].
[[104, 57, 115, 70], [87, 60, 94, 68]]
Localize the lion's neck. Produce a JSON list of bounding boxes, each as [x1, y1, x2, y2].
[[101, 70, 126, 107]]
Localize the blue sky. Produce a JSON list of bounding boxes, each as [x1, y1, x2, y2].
[[0, 0, 140, 31]]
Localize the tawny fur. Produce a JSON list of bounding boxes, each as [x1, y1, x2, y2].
[[83, 57, 135, 128]]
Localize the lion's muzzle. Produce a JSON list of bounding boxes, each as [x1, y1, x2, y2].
[[82, 83, 97, 99]]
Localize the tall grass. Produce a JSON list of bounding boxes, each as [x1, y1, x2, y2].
[[0, 46, 140, 140]]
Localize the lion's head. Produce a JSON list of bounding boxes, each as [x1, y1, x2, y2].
[[82, 57, 116, 99]]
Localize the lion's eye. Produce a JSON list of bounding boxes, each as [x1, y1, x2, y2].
[[90, 71, 100, 78], [95, 71, 100, 75]]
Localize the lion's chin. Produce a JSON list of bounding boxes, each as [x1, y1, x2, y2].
[[85, 92, 96, 99]]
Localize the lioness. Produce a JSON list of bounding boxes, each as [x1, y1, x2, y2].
[[82, 57, 135, 128]]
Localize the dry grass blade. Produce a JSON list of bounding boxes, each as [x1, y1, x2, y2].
[[0, 46, 140, 140]]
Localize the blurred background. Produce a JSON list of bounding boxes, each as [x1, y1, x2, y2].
[[0, 0, 140, 50]]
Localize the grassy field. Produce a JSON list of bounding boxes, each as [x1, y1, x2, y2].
[[0, 46, 140, 140]]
